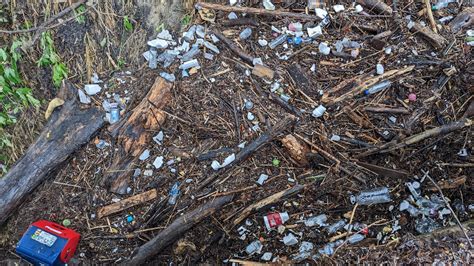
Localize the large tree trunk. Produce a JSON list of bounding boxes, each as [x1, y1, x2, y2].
[[103, 77, 172, 194], [0, 81, 105, 225]]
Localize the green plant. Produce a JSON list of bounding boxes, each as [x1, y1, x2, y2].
[[123, 16, 133, 32], [181, 14, 192, 26], [37, 32, 68, 87], [74, 4, 86, 24], [1, 40, 40, 169], [0, 5, 8, 24]]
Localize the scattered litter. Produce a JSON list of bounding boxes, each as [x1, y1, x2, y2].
[[256, 174, 269, 185], [139, 149, 150, 161], [318, 42, 331, 55], [327, 219, 347, 234], [153, 131, 164, 145], [153, 156, 164, 169], [304, 214, 327, 227], [160, 72, 176, 82], [282, 233, 298, 246], [376, 64, 384, 75], [261, 252, 272, 261], [262, 0, 275, 10], [211, 153, 235, 170], [84, 84, 102, 95], [95, 140, 110, 149], [239, 28, 252, 40], [78, 89, 91, 104], [264, 212, 289, 230], [364, 81, 392, 95], [245, 240, 263, 255], [168, 182, 180, 205], [312, 105, 326, 118], [333, 5, 344, 13], [350, 187, 392, 205]]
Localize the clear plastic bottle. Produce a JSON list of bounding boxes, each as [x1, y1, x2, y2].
[[327, 219, 346, 234], [168, 182, 180, 205], [351, 187, 392, 205], [304, 214, 327, 227], [269, 34, 288, 49], [239, 28, 252, 40], [432, 0, 456, 11], [363, 81, 392, 95], [348, 233, 365, 244]]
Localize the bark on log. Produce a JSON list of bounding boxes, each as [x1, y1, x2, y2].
[[410, 22, 447, 49], [0, 81, 105, 225], [125, 195, 233, 265], [103, 77, 172, 194], [356, 0, 393, 15]]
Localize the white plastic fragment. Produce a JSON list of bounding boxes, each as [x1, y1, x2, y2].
[[153, 131, 164, 145], [310, 64, 316, 72], [318, 42, 331, 55], [91, 73, 103, 83], [261, 252, 272, 261], [258, 39, 268, 46], [376, 64, 384, 75], [355, 4, 363, 12], [143, 169, 153, 176], [139, 149, 150, 161], [211, 153, 235, 170], [283, 233, 298, 246], [333, 5, 344, 13], [252, 57, 263, 66], [304, 214, 327, 227], [160, 72, 176, 82], [257, 174, 269, 185], [307, 25, 322, 38], [204, 53, 214, 60], [315, 8, 328, 19], [204, 41, 220, 54], [157, 29, 173, 41], [312, 105, 327, 118], [153, 156, 164, 169], [330, 135, 341, 141], [299, 241, 314, 253], [179, 59, 200, 70], [78, 89, 91, 104], [247, 112, 255, 121], [245, 240, 263, 255], [229, 0, 238, 6], [263, 0, 275, 10], [147, 38, 169, 49], [228, 12, 238, 20], [84, 84, 102, 95]]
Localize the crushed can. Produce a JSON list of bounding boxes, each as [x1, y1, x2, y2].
[[263, 212, 289, 230], [16, 220, 80, 265]]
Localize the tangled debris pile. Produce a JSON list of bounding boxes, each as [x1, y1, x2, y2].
[[1, 0, 473, 264]]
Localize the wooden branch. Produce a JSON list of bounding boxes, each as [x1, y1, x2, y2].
[[196, 115, 297, 191], [221, 18, 259, 27], [233, 184, 305, 226], [364, 106, 410, 114], [424, 0, 438, 33], [357, 162, 409, 178], [356, 0, 393, 15], [125, 195, 233, 265], [97, 189, 158, 218], [0, 81, 105, 225], [103, 77, 172, 194], [196, 2, 320, 20], [410, 23, 447, 49], [327, 65, 415, 104], [449, 7, 474, 33], [212, 31, 254, 65], [281, 134, 309, 165]]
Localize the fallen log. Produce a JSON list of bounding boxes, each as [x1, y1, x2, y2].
[[410, 22, 447, 49], [196, 2, 319, 21], [0, 81, 105, 225], [356, 0, 393, 15], [103, 77, 172, 194], [125, 195, 233, 265], [196, 115, 297, 190]]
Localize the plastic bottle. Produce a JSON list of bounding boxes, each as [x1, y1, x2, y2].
[[239, 28, 252, 40], [179, 59, 200, 70], [432, 0, 456, 11], [348, 233, 365, 244], [168, 182, 180, 205], [109, 103, 120, 124], [350, 187, 392, 205], [327, 219, 346, 234], [363, 81, 392, 95], [304, 214, 327, 227], [269, 34, 288, 49]]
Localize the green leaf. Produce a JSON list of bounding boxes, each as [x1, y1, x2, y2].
[[52, 63, 68, 87], [74, 4, 86, 24], [0, 48, 7, 62], [4, 67, 21, 84], [181, 14, 192, 26], [10, 40, 23, 62], [123, 16, 133, 32]]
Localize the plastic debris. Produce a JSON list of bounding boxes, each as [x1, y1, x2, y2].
[[408, 93, 417, 102], [315, 8, 328, 19], [327, 219, 347, 234], [84, 84, 101, 95], [78, 89, 91, 104], [168, 182, 180, 205], [257, 174, 269, 185], [333, 5, 344, 13], [126, 214, 134, 223], [147, 38, 169, 49], [239, 28, 252, 40], [204, 53, 214, 60], [348, 233, 365, 244], [283, 233, 298, 246], [244, 99, 254, 110], [312, 105, 326, 118], [179, 59, 200, 70], [204, 41, 220, 53], [263, 0, 275, 10], [376, 64, 384, 75], [272, 158, 280, 167], [355, 4, 363, 12], [432, 0, 455, 10], [330, 135, 341, 141], [153, 156, 164, 169], [109, 104, 120, 124], [62, 219, 71, 227], [351, 187, 392, 205], [247, 112, 255, 121], [264, 212, 290, 230], [258, 39, 268, 46], [211, 153, 235, 170], [319, 240, 343, 256], [269, 34, 288, 49], [364, 81, 392, 95], [415, 216, 440, 234], [245, 240, 263, 255], [304, 214, 327, 227], [457, 148, 468, 157], [307, 26, 322, 38], [261, 252, 272, 261], [318, 42, 331, 55], [153, 131, 164, 145], [139, 149, 150, 161], [160, 72, 176, 82], [228, 12, 238, 20], [143, 169, 153, 176], [96, 140, 110, 149]]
